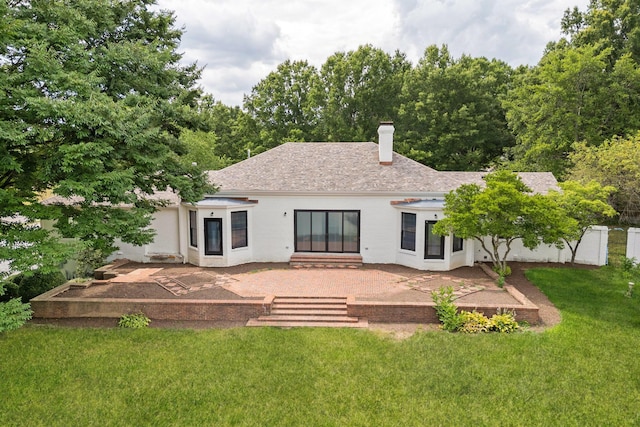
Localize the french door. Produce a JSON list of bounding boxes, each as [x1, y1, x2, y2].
[[294, 210, 359, 253], [204, 218, 223, 255]]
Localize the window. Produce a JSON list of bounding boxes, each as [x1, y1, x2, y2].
[[294, 210, 359, 253], [453, 235, 464, 252], [425, 221, 444, 259], [401, 213, 416, 251], [204, 218, 222, 256], [231, 211, 248, 249], [189, 210, 197, 247]]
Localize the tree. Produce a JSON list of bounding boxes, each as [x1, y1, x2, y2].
[[503, 45, 616, 177], [570, 133, 640, 223], [561, 0, 640, 66], [504, 1, 640, 178], [398, 45, 515, 171], [1, 0, 211, 275], [244, 60, 322, 150], [433, 171, 570, 275], [548, 180, 617, 264], [319, 45, 410, 142]]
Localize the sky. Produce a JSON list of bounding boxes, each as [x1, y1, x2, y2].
[[156, 0, 591, 106]]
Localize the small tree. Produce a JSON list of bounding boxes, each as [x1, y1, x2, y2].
[[549, 180, 617, 264], [434, 171, 570, 275]]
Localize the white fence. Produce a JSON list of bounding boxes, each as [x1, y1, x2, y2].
[[627, 228, 640, 263], [475, 226, 609, 266]]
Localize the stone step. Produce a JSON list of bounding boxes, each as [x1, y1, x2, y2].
[[289, 253, 363, 267], [271, 309, 348, 316], [246, 318, 369, 328], [256, 314, 359, 323], [273, 303, 347, 310], [274, 297, 347, 305]]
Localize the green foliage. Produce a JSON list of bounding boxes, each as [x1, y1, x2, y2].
[[1, 0, 211, 271], [570, 133, 640, 223], [3, 269, 640, 425], [434, 171, 570, 273], [398, 45, 515, 171], [244, 60, 322, 149], [74, 245, 108, 279], [430, 286, 462, 332], [458, 310, 491, 334], [489, 309, 520, 333], [4, 270, 67, 302], [0, 284, 32, 333], [548, 180, 617, 262], [118, 313, 151, 329], [319, 45, 410, 142]]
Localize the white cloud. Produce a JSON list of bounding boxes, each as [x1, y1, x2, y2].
[[158, 0, 590, 105]]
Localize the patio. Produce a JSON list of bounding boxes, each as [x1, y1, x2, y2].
[[30, 261, 541, 327]]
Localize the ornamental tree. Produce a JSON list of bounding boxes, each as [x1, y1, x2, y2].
[[433, 170, 571, 275], [0, 0, 212, 280], [548, 180, 617, 264]]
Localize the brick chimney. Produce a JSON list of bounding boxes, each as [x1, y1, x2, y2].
[[378, 121, 394, 165]]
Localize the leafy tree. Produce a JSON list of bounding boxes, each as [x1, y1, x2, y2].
[[179, 129, 230, 171], [0, 0, 211, 275], [199, 97, 258, 164], [570, 133, 640, 223], [549, 180, 617, 264], [244, 60, 322, 150], [503, 45, 617, 177], [433, 171, 570, 275], [398, 45, 515, 171], [319, 45, 410, 142], [505, 1, 640, 178], [561, 0, 640, 65]]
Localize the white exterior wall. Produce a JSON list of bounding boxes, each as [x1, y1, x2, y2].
[[247, 194, 397, 264], [183, 205, 254, 268], [112, 207, 181, 263], [627, 228, 640, 262], [179, 193, 473, 271]]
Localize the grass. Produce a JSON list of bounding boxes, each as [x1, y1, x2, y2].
[[1, 266, 640, 426]]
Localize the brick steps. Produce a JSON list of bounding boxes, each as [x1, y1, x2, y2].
[[246, 319, 369, 328], [289, 253, 362, 267], [246, 296, 368, 328]]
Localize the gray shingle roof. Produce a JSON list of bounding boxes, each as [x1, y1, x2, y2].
[[208, 142, 557, 194]]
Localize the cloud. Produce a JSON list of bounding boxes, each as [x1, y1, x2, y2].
[[393, 0, 587, 66], [157, 0, 590, 105]]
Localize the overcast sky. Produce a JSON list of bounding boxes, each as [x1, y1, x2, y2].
[[156, 0, 590, 106]]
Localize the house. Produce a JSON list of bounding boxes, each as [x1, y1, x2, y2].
[[111, 122, 608, 270]]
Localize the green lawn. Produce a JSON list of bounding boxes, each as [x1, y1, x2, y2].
[[2, 267, 640, 426]]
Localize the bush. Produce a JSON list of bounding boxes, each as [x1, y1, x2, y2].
[[459, 310, 491, 334], [75, 246, 108, 278], [118, 313, 151, 329], [0, 284, 32, 333], [431, 286, 462, 332], [489, 310, 519, 333], [6, 270, 67, 302]]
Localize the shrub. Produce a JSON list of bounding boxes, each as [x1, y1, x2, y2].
[[118, 313, 151, 329], [0, 284, 32, 333], [493, 264, 512, 278], [431, 286, 462, 332], [459, 310, 491, 334], [489, 309, 519, 333], [6, 270, 67, 302], [75, 246, 108, 278]]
